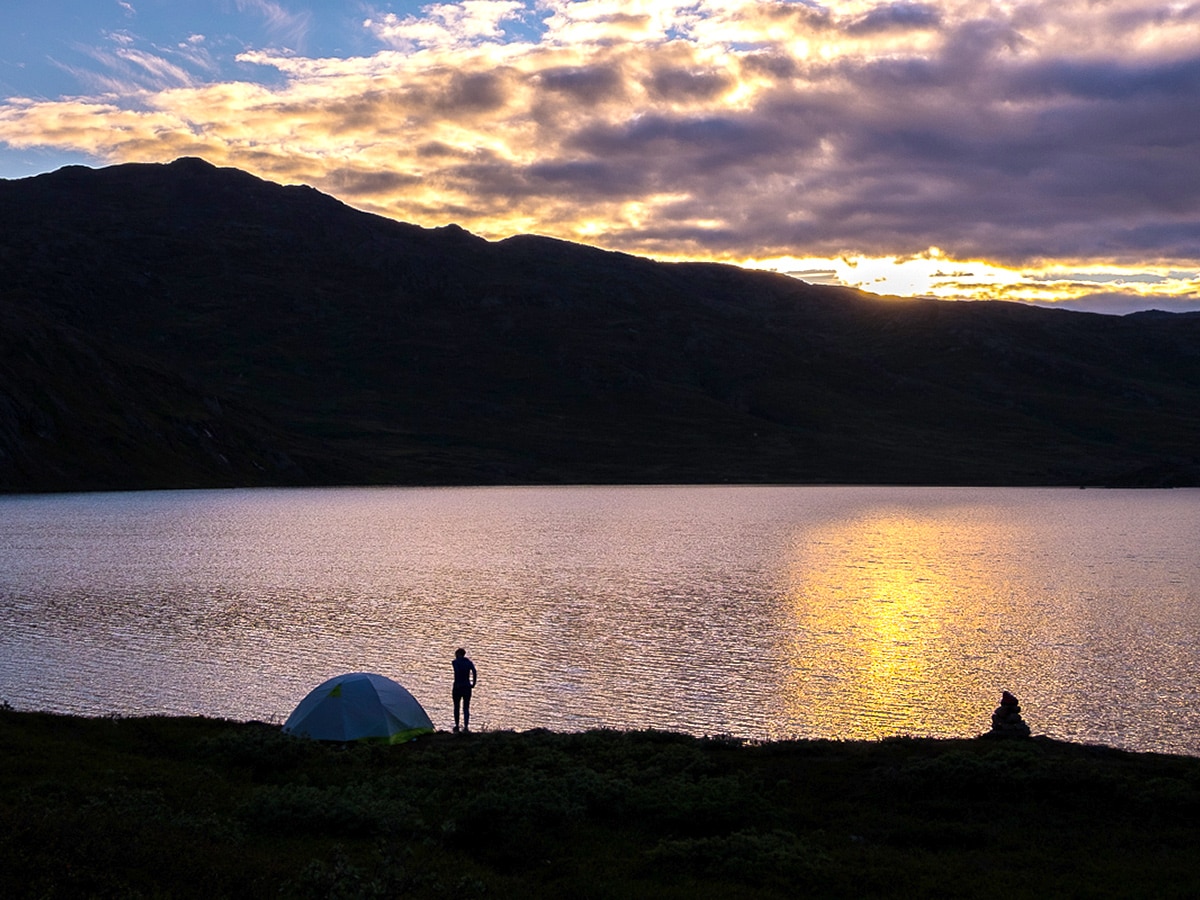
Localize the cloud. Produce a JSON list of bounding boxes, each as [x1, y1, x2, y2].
[[538, 1, 686, 46], [116, 47, 196, 87], [535, 63, 626, 103], [1, 0, 1198, 310], [1010, 55, 1200, 102], [365, 1, 526, 49], [845, 2, 941, 35], [49, 34, 198, 93], [234, 0, 312, 49]]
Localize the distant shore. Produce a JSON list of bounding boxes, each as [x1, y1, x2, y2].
[[2, 710, 1198, 898]]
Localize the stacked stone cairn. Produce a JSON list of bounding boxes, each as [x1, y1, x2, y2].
[[989, 690, 1032, 738]]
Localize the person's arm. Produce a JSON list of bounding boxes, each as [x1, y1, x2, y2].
[[470, 662, 478, 687]]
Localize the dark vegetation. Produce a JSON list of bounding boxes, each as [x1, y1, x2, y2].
[[1, 711, 1198, 898], [3, 158, 1200, 492]]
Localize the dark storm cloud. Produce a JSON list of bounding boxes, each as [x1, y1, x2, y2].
[[416, 141, 472, 159], [435, 156, 644, 203], [1009, 55, 1200, 100], [1109, 220, 1200, 259], [435, 70, 512, 112], [569, 113, 796, 167], [647, 66, 734, 101], [536, 64, 625, 102], [526, 159, 646, 196], [325, 168, 423, 196], [739, 52, 798, 79], [845, 2, 941, 35]]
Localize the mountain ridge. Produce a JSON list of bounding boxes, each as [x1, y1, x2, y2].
[[2, 157, 1198, 492]]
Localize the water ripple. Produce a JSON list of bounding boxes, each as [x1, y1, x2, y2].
[[1, 486, 1198, 755]]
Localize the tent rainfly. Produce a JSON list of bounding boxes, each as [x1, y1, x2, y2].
[[283, 672, 434, 743]]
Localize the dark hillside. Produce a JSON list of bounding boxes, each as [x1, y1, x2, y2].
[[2, 158, 1198, 491]]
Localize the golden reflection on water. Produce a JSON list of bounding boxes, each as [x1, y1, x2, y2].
[[2, 487, 1198, 754], [782, 510, 1019, 740]]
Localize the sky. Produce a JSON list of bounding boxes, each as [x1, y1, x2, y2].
[[2, 1, 1199, 313]]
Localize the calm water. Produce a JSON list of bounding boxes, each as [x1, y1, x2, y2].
[[1, 486, 1197, 755]]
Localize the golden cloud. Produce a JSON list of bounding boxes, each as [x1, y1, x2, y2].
[[2, 0, 1198, 310]]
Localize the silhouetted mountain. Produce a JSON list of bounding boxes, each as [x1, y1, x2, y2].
[[2, 157, 1198, 492]]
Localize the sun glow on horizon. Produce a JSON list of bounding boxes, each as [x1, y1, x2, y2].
[[736, 250, 1200, 311]]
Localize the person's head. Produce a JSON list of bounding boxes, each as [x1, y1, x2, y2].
[[455, 648, 466, 659]]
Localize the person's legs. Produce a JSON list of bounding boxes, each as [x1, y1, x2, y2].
[[453, 686, 464, 731], [461, 688, 471, 731]]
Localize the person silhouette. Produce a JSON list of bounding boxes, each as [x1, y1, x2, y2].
[[452, 647, 477, 733]]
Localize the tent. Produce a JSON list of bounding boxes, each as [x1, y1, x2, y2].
[[283, 672, 434, 743]]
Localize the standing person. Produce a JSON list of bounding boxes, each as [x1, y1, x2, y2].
[[452, 647, 477, 733]]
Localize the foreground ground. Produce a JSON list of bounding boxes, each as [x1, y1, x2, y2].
[[1, 711, 1198, 898]]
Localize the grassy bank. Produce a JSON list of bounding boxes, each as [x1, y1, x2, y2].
[[2, 710, 1198, 898]]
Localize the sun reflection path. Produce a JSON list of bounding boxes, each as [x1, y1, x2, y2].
[[781, 511, 1026, 741]]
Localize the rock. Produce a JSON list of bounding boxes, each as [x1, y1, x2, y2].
[[987, 690, 1032, 738]]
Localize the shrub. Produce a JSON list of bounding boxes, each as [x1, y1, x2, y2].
[[647, 828, 826, 887], [200, 723, 314, 779], [239, 783, 420, 837]]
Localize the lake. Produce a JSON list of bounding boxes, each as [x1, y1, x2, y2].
[[1, 486, 1197, 755]]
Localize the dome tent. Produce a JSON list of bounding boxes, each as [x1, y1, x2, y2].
[[283, 672, 434, 743]]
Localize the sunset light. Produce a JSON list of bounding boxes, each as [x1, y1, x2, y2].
[[2, 1, 1198, 313], [5, 11, 1200, 896], [782, 507, 1015, 741]]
